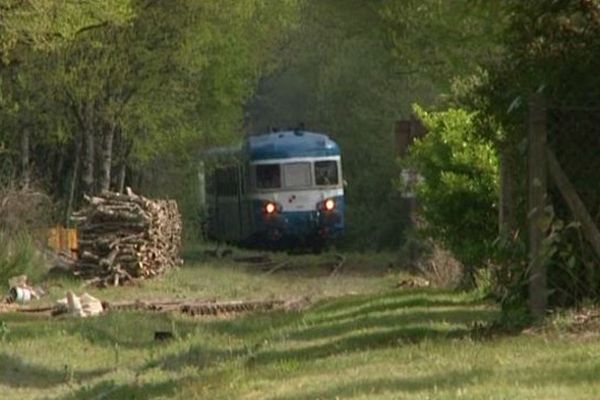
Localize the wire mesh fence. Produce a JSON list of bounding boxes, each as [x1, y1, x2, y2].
[[528, 93, 600, 309], [547, 103, 600, 225]]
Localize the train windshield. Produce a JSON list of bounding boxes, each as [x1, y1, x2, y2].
[[283, 162, 311, 188], [255, 164, 281, 189], [315, 160, 339, 185]]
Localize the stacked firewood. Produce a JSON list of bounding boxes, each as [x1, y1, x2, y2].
[[72, 188, 183, 286]]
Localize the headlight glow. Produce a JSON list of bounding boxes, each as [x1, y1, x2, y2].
[[265, 202, 276, 214]]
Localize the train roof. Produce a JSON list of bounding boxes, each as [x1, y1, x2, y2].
[[244, 130, 340, 161]]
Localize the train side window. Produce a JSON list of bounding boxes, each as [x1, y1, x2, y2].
[[315, 160, 339, 186], [255, 164, 281, 189], [283, 162, 311, 188]]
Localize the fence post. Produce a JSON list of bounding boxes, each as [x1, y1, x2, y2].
[[528, 93, 547, 319]]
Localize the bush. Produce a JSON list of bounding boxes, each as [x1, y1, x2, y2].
[[403, 105, 499, 286], [0, 186, 52, 288], [0, 231, 45, 288]]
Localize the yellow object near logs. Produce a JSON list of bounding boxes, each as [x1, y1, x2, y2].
[[47, 226, 78, 258]]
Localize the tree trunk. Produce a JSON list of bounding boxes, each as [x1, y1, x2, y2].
[[81, 124, 95, 195], [54, 147, 66, 196], [113, 130, 133, 194], [20, 128, 30, 188], [117, 162, 127, 194], [98, 123, 115, 193], [66, 134, 82, 226]]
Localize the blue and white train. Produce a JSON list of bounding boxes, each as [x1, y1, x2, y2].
[[199, 129, 345, 248]]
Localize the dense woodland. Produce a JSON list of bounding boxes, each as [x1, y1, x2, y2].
[[1, 0, 600, 315]]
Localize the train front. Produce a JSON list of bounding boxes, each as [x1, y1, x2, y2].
[[245, 130, 345, 247]]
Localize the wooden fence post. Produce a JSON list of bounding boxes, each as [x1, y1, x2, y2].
[[528, 93, 548, 319]]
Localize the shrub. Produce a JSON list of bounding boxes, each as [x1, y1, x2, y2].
[[0, 231, 45, 288], [0, 186, 52, 288], [403, 105, 499, 286]]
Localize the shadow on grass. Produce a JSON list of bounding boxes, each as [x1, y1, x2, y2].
[[268, 369, 492, 400], [310, 295, 486, 326], [193, 289, 498, 370], [146, 346, 244, 372], [58, 378, 179, 400], [0, 353, 110, 388], [311, 288, 480, 315], [249, 325, 470, 368], [205, 289, 490, 340], [264, 354, 600, 400], [288, 307, 497, 342], [205, 310, 302, 339]]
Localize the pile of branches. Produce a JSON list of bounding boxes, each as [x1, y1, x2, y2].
[[72, 188, 183, 286]]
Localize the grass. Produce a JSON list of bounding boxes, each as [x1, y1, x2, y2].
[[1, 249, 600, 399], [40, 248, 398, 304]]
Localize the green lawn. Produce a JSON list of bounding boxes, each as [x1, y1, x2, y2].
[[1, 252, 599, 399]]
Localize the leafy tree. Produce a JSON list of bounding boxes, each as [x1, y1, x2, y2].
[[379, 0, 506, 91], [0, 0, 134, 62], [2, 0, 302, 234]]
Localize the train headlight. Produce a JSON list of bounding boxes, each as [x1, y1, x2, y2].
[[264, 202, 277, 214], [324, 198, 335, 211]]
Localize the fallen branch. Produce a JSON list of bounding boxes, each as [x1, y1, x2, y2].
[[264, 262, 291, 275], [329, 253, 346, 277]]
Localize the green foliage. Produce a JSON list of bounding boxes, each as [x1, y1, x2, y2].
[[0, 231, 45, 287], [404, 106, 499, 276], [540, 207, 600, 307], [464, 0, 600, 307], [380, 0, 506, 91], [465, 0, 600, 149], [0, 0, 135, 62]]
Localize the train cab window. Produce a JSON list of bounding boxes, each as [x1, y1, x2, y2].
[[255, 164, 281, 189], [283, 162, 311, 188], [315, 160, 339, 186]]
